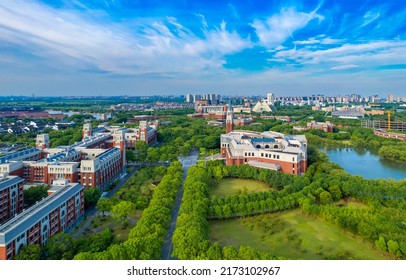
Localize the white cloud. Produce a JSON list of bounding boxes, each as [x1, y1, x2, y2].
[[251, 7, 324, 48], [273, 41, 406, 70], [0, 0, 251, 76], [330, 64, 359, 70], [362, 10, 380, 27]]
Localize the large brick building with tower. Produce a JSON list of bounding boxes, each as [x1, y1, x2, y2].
[[220, 130, 308, 175]]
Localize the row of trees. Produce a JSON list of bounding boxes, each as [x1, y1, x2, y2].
[[205, 157, 406, 259], [172, 166, 282, 260], [73, 161, 183, 259]]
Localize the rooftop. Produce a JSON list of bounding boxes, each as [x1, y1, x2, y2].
[[0, 176, 24, 191], [0, 183, 83, 244]]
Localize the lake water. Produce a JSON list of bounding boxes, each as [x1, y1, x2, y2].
[[318, 147, 406, 180]]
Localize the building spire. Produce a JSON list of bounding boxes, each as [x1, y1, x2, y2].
[[226, 101, 234, 134]]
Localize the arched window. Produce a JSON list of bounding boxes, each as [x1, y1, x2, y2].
[[256, 144, 261, 149], [274, 144, 278, 149], [265, 145, 270, 149]]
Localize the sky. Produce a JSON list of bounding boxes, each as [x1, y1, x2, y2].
[[0, 0, 405, 97]]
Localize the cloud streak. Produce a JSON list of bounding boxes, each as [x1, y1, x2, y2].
[[0, 0, 250, 76]]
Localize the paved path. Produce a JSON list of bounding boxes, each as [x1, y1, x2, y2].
[[72, 166, 138, 238], [161, 149, 199, 260]]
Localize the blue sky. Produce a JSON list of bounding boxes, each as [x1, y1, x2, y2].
[[0, 0, 405, 96]]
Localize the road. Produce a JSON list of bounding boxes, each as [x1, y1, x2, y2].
[[161, 149, 199, 260], [72, 166, 138, 238]]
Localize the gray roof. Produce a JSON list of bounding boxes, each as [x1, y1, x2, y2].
[[0, 176, 24, 192], [0, 184, 84, 244], [0, 148, 40, 164]]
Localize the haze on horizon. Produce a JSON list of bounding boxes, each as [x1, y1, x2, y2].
[[0, 0, 405, 97]]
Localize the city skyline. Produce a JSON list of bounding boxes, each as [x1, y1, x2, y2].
[[0, 0, 405, 96]]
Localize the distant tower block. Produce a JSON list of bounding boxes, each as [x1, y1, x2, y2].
[[82, 123, 92, 139], [36, 134, 50, 149], [267, 93, 275, 105], [226, 103, 234, 134]]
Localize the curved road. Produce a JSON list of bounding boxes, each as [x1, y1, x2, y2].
[[161, 149, 199, 260]]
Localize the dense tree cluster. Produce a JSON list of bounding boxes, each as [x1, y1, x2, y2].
[[174, 156, 406, 259], [113, 166, 166, 209], [15, 229, 116, 260], [73, 161, 183, 259], [172, 165, 282, 260], [379, 142, 406, 163]]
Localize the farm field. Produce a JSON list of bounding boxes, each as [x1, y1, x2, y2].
[[209, 209, 390, 260]]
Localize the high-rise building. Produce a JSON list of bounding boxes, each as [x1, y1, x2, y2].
[[267, 93, 275, 105], [387, 93, 394, 102]]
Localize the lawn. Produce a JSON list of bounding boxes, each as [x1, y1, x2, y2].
[[80, 210, 142, 241], [335, 198, 370, 209], [210, 178, 272, 197], [209, 209, 391, 260]]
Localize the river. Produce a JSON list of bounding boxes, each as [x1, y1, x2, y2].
[[318, 146, 406, 180]]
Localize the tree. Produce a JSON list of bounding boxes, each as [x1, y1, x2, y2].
[[75, 228, 115, 253], [375, 236, 387, 252], [135, 140, 148, 162], [45, 233, 75, 260], [96, 197, 113, 217], [319, 191, 333, 205], [387, 240, 401, 257], [110, 201, 136, 228], [14, 244, 43, 260], [328, 185, 342, 201], [84, 187, 101, 209], [24, 185, 48, 207], [126, 149, 136, 163]]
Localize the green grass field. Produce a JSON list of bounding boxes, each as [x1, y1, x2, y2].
[[210, 178, 272, 197], [209, 209, 391, 260]]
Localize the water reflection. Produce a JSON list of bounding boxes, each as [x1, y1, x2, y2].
[[318, 146, 406, 180]]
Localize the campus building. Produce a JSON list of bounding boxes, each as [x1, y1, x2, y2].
[[0, 180, 84, 260], [123, 121, 157, 148], [220, 131, 308, 175], [0, 174, 24, 225], [80, 148, 122, 191], [293, 121, 334, 133]]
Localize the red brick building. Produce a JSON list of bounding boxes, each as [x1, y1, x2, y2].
[[221, 131, 307, 175], [0, 181, 84, 260], [0, 175, 24, 225]]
